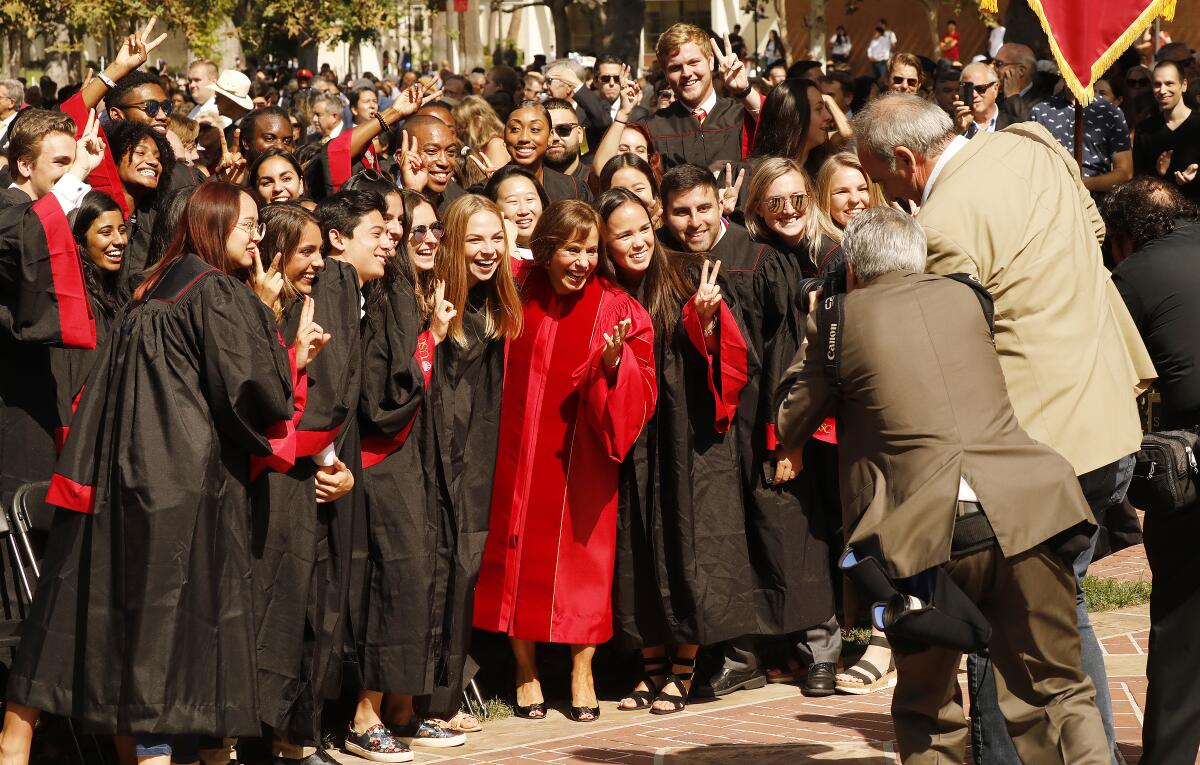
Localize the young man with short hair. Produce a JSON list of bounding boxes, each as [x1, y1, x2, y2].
[[1133, 60, 1200, 201], [543, 97, 588, 185]]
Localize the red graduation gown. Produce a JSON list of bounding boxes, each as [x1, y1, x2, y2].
[[473, 267, 657, 644]]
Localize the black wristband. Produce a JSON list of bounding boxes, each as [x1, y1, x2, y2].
[[730, 86, 752, 99], [375, 113, 390, 133]]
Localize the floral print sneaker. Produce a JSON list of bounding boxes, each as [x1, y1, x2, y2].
[[344, 723, 414, 762], [393, 718, 467, 748]]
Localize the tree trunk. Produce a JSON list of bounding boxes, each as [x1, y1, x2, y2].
[[921, 0, 941, 60], [771, 0, 790, 62], [456, 8, 468, 70], [805, 0, 826, 64], [549, 0, 571, 57], [603, 0, 644, 68], [462, 0, 483, 69]]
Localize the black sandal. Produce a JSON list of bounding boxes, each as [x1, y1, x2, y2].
[[514, 701, 546, 719], [650, 654, 696, 716], [568, 704, 601, 722], [618, 655, 671, 711]]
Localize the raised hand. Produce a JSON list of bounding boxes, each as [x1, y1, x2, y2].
[[293, 295, 331, 370], [430, 278, 457, 345], [68, 109, 106, 182], [694, 258, 723, 328], [718, 163, 744, 216], [215, 127, 247, 185], [602, 318, 632, 370], [1157, 149, 1174, 177], [468, 150, 503, 179], [398, 129, 429, 191], [710, 33, 749, 93], [253, 251, 285, 310], [617, 65, 643, 120], [385, 80, 445, 123], [112, 16, 168, 77]]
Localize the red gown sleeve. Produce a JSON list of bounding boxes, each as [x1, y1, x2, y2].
[[325, 131, 381, 193], [682, 298, 749, 434], [360, 329, 435, 468], [60, 93, 129, 219], [250, 343, 310, 478], [579, 297, 657, 462]]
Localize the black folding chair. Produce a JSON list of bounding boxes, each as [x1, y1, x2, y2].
[[5, 481, 97, 765]]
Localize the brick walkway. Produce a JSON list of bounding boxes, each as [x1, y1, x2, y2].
[[328, 543, 1166, 765]]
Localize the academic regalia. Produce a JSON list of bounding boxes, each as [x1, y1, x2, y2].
[[613, 273, 759, 648], [435, 181, 469, 217], [424, 286, 506, 718], [251, 259, 363, 744], [0, 193, 97, 501], [541, 166, 593, 203], [473, 265, 657, 645], [636, 97, 752, 173], [60, 94, 128, 218], [673, 223, 836, 636], [6, 254, 300, 737], [356, 277, 440, 695], [303, 131, 381, 201], [119, 194, 160, 296]]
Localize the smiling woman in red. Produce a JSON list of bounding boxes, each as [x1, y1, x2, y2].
[[473, 199, 657, 723]]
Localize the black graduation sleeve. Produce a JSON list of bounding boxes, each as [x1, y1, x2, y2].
[[0, 194, 96, 348]]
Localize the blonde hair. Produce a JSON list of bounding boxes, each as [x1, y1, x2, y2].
[[813, 151, 888, 242], [438, 195, 523, 345], [167, 113, 200, 146], [656, 23, 712, 66], [452, 96, 505, 186], [744, 157, 826, 263]]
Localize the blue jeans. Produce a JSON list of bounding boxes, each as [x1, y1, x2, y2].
[[967, 454, 1134, 765], [133, 734, 200, 763]]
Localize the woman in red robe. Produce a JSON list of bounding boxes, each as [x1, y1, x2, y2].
[[473, 200, 657, 723]]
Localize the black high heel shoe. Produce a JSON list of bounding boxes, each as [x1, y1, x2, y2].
[[618, 655, 671, 711], [568, 704, 601, 722], [514, 701, 547, 719]]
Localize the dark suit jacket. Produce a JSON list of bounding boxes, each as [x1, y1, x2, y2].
[[775, 271, 1094, 578], [1000, 82, 1052, 124]]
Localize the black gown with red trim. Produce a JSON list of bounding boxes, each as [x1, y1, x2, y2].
[[0, 193, 97, 502], [424, 286, 506, 718], [355, 276, 441, 695], [614, 275, 760, 648], [303, 131, 380, 201], [5, 254, 299, 737], [251, 258, 363, 744]]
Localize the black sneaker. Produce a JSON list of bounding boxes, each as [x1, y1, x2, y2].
[[393, 718, 467, 748]]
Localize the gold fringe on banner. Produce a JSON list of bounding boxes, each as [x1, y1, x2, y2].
[[982, 0, 1175, 105]]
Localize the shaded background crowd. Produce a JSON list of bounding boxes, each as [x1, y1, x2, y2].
[[0, 5, 1196, 765]]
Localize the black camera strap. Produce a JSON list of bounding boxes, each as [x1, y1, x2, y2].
[[812, 272, 995, 390]]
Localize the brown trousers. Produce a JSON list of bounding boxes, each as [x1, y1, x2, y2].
[[891, 544, 1109, 765]]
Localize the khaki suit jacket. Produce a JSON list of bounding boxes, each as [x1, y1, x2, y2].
[[918, 123, 1155, 476], [776, 272, 1094, 579]]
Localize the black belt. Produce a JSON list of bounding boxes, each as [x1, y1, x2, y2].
[[952, 501, 997, 556]]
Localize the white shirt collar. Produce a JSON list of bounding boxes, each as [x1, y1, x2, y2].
[[686, 88, 718, 118], [920, 134, 969, 206]]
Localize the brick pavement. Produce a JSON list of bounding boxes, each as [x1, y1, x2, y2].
[[329, 544, 1160, 765]]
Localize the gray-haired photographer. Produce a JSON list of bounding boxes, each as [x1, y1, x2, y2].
[[774, 206, 1111, 765]]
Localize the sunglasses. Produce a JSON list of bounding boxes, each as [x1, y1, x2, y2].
[[1126, 77, 1150, 87], [598, 75, 621, 84], [892, 76, 920, 88], [552, 124, 579, 138], [118, 99, 174, 117], [966, 82, 997, 95], [765, 192, 807, 213], [410, 222, 445, 242]]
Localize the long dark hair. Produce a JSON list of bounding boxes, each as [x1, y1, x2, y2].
[[750, 78, 817, 161], [70, 191, 124, 314], [596, 187, 696, 334], [134, 181, 252, 301], [145, 185, 198, 272], [598, 152, 660, 197], [260, 202, 321, 319]]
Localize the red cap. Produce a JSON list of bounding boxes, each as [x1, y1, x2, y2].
[[297, 68, 314, 80]]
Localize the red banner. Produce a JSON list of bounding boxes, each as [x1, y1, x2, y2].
[[454, 0, 468, 12], [980, 0, 1176, 104]]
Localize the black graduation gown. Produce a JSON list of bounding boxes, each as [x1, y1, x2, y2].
[[541, 166, 593, 203], [682, 224, 836, 636], [6, 254, 298, 737], [614, 277, 760, 648], [251, 259, 363, 744], [637, 97, 748, 173], [0, 194, 97, 501], [356, 278, 440, 695], [118, 194, 159, 298], [424, 289, 506, 718]]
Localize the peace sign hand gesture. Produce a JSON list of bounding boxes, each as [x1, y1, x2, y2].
[[293, 295, 332, 371], [68, 109, 106, 182], [694, 258, 723, 328], [253, 251, 286, 310], [430, 279, 457, 345], [719, 163, 744, 216], [215, 128, 247, 185], [602, 318, 633, 371], [384, 79, 445, 123], [617, 65, 642, 120], [112, 16, 168, 77], [398, 129, 429, 191], [710, 33, 749, 93]]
